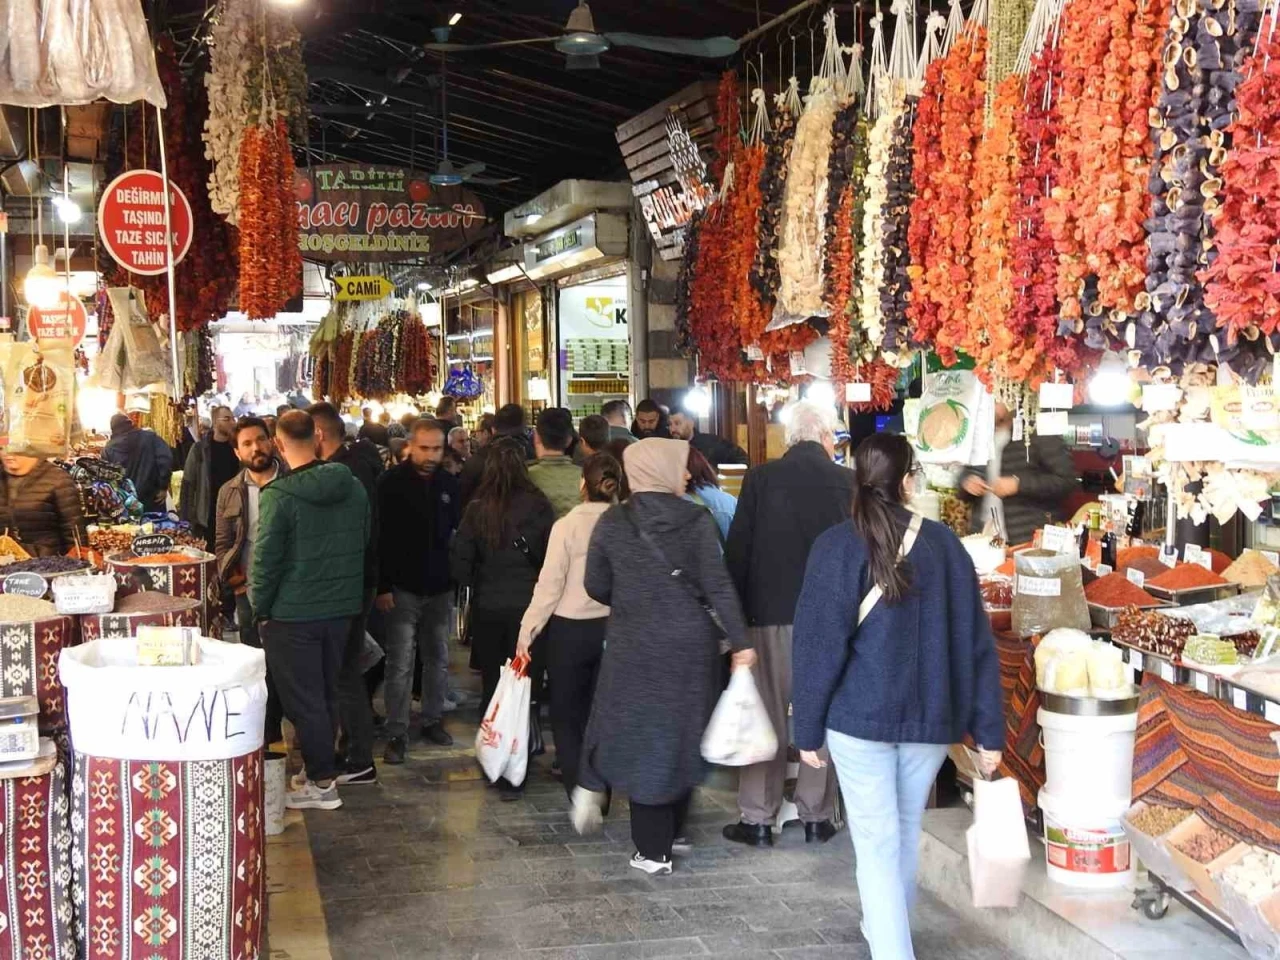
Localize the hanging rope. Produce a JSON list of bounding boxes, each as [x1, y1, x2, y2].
[[749, 87, 771, 146], [942, 0, 966, 54], [865, 6, 888, 116]]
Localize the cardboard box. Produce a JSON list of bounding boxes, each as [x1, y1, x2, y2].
[[1165, 813, 1250, 912], [1120, 801, 1195, 892]]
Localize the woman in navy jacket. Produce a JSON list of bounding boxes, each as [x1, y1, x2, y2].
[[791, 433, 1004, 960]]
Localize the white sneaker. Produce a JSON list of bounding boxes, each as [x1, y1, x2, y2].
[[570, 786, 604, 835], [286, 780, 342, 811], [629, 852, 673, 876]]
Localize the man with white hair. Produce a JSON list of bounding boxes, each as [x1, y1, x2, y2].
[[722, 400, 857, 847]]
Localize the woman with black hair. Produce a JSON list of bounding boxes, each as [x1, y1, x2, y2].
[[517, 453, 624, 798], [450, 439, 556, 795], [791, 433, 1004, 960]]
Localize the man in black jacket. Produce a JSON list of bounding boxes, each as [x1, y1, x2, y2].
[[311, 402, 383, 785], [669, 411, 748, 469], [459, 403, 534, 504], [376, 419, 461, 764], [722, 402, 855, 847], [103, 413, 174, 509]]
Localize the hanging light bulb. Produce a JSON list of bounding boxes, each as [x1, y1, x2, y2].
[[53, 196, 81, 224], [683, 384, 712, 417], [23, 244, 61, 310]]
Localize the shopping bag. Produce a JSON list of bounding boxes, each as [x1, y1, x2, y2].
[[475, 655, 531, 785], [966, 775, 1031, 908], [700, 666, 778, 766]]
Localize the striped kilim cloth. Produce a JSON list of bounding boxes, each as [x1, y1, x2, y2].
[[1133, 675, 1280, 850], [993, 630, 1046, 811]]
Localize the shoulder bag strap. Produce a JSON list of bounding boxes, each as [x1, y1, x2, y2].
[[857, 513, 924, 627], [623, 503, 727, 638]]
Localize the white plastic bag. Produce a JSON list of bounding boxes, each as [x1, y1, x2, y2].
[[966, 776, 1032, 908], [701, 666, 778, 766], [475, 656, 531, 785]]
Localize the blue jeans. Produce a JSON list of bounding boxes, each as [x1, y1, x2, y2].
[[383, 588, 452, 738], [826, 730, 948, 960]]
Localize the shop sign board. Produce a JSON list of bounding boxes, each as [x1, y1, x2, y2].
[[97, 170, 194, 275], [334, 276, 394, 301], [615, 80, 719, 261], [3, 573, 47, 598], [26, 291, 87, 345], [295, 164, 486, 262]]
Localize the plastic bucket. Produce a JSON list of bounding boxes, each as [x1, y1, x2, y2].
[[1037, 705, 1138, 805], [1039, 788, 1136, 889], [264, 751, 287, 836]]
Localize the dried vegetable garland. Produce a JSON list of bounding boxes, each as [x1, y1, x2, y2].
[[330, 330, 355, 403], [1141, 0, 1265, 377], [1202, 8, 1280, 354], [1046, 0, 1165, 353], [906, 57, 946, 348], [397, 315, 439, 396], [968, 75, 1023, 385], [909, 30, 987, 365], [238, 114, 302, 319], [728, 112, 769, 381], [847, 359, 901, 412], [824, 101, 863, 384], [856, 96, 904, 361], [750, 86, 798, 313], [353, 314, 404, 400], [878, 102, 918, 362]]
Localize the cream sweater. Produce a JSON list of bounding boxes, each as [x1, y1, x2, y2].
[[519, 501, 611, 645]]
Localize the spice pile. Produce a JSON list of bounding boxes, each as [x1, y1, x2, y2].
[[0, 596, 57, 621], [1173, 825, 1239, 865], [118, 552, 208, 565], [1113, 607, 1196, 658], [1221, 551, 1280, 589], [1084, 573, 1160, 609], [1148, 564, 1228, 592], [1128, 804, 1192, 837], [116, 592, 202, 614]]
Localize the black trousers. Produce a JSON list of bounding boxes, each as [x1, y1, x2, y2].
[[476, 608, 524, 710], [630, 792, 692, 863], [545, 616, 606, 796], [262, 617, 349, 783], [236, 594, 282, 742], [337, 592, 376, 770]]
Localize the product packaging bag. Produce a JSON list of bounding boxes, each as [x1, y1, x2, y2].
[[967, 775, 1032, 908], [701, 666, 778, 767], [475, 656, 531, 785]]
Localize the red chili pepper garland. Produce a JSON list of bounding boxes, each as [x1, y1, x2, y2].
[[906, 57, 947, 349], [238, 113, 301, 320]]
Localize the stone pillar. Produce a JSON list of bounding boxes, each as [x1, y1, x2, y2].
[[645, 255, 692, 411]]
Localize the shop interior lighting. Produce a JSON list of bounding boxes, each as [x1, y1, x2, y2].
[[683, 385, 712, 418], [23, 243, 61, 310], [555, 3, 611, 55], [268, 0, 305, 6], [445, 328, 491, 341], [1088, 356, 1132, 407], [449, 12, 463, 25], [53, 195, 81, 224], [804, 380, 837, 409], [416, 281, 432, 291]]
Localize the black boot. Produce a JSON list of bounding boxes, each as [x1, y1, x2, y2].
[[722, 822, 773, 847], [805, 820, 840, 844]]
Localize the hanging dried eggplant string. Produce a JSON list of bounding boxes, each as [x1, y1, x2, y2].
[[879, 99, 918, 363], [855, 10, 898, 359], [750, 83, 798, 310]]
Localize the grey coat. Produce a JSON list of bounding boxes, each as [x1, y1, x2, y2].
[[961, 435, 1078, 546], [579, 493, 749, 805]]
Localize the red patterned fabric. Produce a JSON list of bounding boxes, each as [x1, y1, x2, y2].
[[996, 636, 1047, 811], [79, 604, 203, 644], [0, 762, 74, 959], [107, 555, 218, 634], [0, 615, 75, 733], [72, 753, 264, 960]]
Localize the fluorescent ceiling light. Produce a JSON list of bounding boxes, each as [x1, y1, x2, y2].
[[416, 281, 432, 291], [449, 12, 462, 25]]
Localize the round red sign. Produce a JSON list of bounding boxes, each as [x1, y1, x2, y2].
[[27, 291, 87, 345], [97, 170, 194, 276]]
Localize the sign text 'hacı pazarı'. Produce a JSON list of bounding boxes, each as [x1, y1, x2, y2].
[[97, 170, 194, 276], [295, 164, 485, 262]]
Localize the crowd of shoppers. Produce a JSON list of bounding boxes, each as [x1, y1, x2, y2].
[[192, 390, 1006, 960]]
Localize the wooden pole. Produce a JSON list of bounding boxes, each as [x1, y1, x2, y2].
[[154, 104, 182, 392]]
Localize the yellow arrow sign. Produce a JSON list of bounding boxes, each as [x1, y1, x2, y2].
[[334, 275, 394, 301]]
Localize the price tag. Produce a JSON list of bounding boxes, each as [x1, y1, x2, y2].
[[132, 533, 175, 557], [1193, 552, 1214, 572], [1184, 544, 1204, 564], [2, 573, 47, 598], [1037, 411, 1070, 436], [1194, 672, 1210, 694], [845, 382, 872, 404], [1041, 525, 1076, 555], [1160, 547, 1179, 569], [1160, 661, 1175, 682], [789, 351, 807, 376], [1017, 575, 1061, 598], [1012, 415, 1024, 443], [1141, 383, 1182, 412], [1263, 551, 1280, 569], [1265, 701, 1280, 725], [745, 343, 765, 361], [1126, 568, 1146, 588], [1233, 688, 1248, 711], [1039, 382, 1075, 409], [1096, 564, 1113, 577], [1130, 651, 1144, 672]]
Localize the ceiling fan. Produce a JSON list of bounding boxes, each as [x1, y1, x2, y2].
[[429, 55, 518, 188], [423, 1, 740, 70]]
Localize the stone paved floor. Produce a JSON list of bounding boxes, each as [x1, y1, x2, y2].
[[303, 695, 1026, 960]]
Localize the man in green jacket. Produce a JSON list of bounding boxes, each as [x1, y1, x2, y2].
[[528, 407, 582, 519], [251, 410, 369, 812]]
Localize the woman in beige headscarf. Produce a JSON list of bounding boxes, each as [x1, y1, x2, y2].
[[574, 438, 754, 875]]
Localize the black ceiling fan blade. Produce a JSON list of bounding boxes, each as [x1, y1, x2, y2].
[[423, 37, 558, 52], [459, 161, 487, 178], [602, 32, 739, 57]]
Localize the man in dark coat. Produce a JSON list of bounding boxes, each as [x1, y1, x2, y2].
[[459, 403, 535, 504], [180, 405, 239, 551], [669, 411, 748, 469], [722, 402, 855, 847], [103, 413, 174, 509], [959, 402, 1078, 545]]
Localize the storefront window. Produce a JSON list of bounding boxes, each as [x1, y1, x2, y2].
[[558, 275, 629, 423]]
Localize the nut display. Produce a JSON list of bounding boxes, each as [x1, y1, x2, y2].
[[1129, 804, 1193, 837], [1219, 848, 1280, 904], [1113, 607, 1197, 659], [1173, 826, 1238, 864]]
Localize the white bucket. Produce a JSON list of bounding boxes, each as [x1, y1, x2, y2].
[[1039, 788, 1136, 889], [264, 751, 287, 836], [1037, 706, 1138, 806]]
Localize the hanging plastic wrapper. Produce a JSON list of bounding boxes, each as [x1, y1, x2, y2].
[[6, 340, 75, 458], [443, 363, 484, 401], [0, 0, 167, 108]]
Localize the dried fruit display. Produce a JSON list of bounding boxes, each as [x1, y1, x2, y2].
[[1202, 8, 1280, 358], [238, 114, 302, 320], [878, 103, 917, 362], [397, 315, 439, 397], [856, 96, 905, 362], [906, 57, 946, 348], [751, 82, 799, 309], [1113, 606, 1196, 658]]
